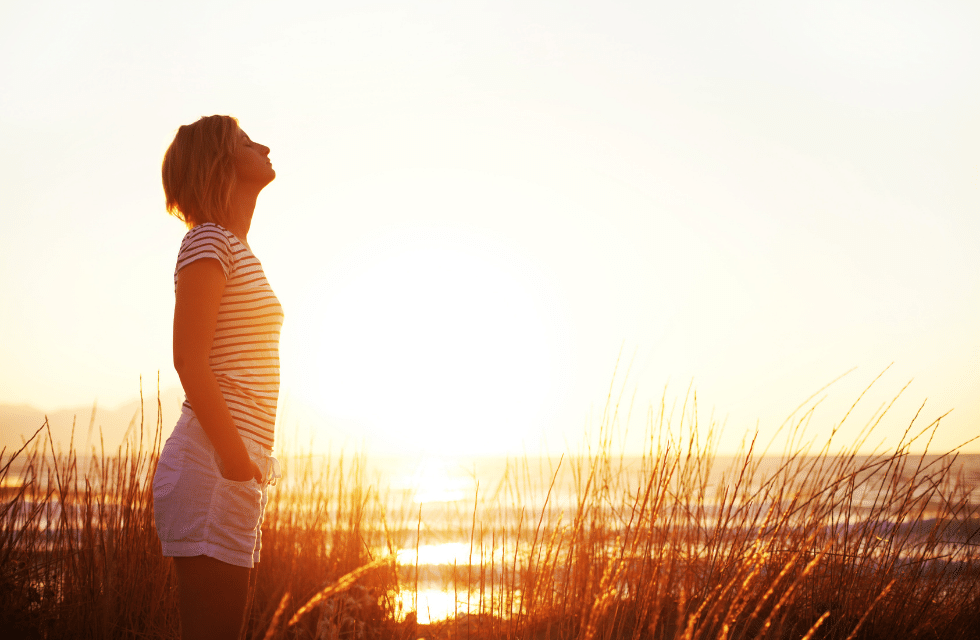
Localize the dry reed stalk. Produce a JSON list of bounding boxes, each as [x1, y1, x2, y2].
[[286, 555, 394, 627], [262, 591, 291, 640]]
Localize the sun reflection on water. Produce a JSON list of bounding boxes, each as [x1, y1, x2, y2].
[[396, 457, 476, 504], [388, 457, 505, 623], [394, 542, 507, 624], [396, 542, 505, 567]]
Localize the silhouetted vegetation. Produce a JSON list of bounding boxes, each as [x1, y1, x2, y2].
[[1, 379, 978, 639]]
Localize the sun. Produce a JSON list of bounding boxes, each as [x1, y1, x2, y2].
[[287, 227, 567, 456]]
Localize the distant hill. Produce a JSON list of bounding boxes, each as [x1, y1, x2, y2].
[[0, 388, 186, 455], [1, 388, 368, 456]]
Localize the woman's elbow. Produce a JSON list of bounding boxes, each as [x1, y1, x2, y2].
[[173, 353, 186, 377], [173, 352, 207, 380]]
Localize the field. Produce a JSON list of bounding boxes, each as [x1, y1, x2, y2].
[[1, 381, 978, 640]]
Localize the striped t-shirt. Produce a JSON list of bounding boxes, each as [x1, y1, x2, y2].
[[174, 223, 284, 450]]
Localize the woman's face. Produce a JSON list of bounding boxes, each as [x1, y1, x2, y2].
[[234, 127, 275, 189]]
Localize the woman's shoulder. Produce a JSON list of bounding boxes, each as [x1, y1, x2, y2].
[[176, 223, 240, 277], [181, 222, 234, 244], [180, 223, 252, 255]]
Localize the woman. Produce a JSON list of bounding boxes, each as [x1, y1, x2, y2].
[[153, 115, 284, 640]]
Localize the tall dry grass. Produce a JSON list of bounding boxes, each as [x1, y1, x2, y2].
[[447, 376, 980, 640], [0, 382, 400, 640], [1, 375, 978, 639]]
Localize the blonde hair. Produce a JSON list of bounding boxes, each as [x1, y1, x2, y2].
[[162, 115, 240, 228]]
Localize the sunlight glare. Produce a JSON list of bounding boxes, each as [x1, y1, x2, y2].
[[294, 228, 565, 456], [403, 457, 475, 504], [396, 588, 466, 624], [395, 542, 503, 567]]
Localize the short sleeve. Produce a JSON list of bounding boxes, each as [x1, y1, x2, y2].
[[174, 223, 234, 282]]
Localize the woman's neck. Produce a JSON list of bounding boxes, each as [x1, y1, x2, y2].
[[224, 189, 260, 245]]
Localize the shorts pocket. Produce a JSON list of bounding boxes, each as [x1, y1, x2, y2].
[[152, 436, 187, 502], [209, 477, 264, 549]]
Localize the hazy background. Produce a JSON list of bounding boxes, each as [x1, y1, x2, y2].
[[2, 0, 978, 456]]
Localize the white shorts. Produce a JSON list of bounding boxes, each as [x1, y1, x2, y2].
[[152, 412, 281, 568]]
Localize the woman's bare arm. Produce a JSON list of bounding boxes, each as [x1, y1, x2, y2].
[[173, 258, 261, 482]]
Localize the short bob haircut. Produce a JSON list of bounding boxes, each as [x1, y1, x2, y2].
[[162, 115, 240, 228]]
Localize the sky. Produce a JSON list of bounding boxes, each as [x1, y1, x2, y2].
[[1, 0, 978, 457]]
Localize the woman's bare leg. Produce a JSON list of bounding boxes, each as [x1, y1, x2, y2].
[[174, 555, 251, 640]]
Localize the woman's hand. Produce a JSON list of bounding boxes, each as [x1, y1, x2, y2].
[[221, 458, 263, 483]]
